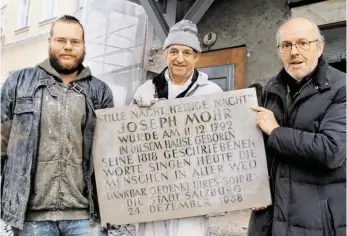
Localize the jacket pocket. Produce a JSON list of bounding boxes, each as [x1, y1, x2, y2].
[[320, 199, 336, 236], [12, 96, 34, 138]]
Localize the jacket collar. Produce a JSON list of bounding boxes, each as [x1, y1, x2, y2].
[[267, 56, 331, 94], [37, 59, 92, 83], [153, 67, 209, 99]]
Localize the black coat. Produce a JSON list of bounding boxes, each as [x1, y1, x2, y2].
[[1, 66, 114, 229], [248, 58, 346, 236]]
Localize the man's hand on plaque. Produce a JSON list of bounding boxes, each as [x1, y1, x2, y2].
[[251, 204, 267, 211], [133, 95, 158, 107], [206, 212, 228, 217], [251, 105, 280, 135]]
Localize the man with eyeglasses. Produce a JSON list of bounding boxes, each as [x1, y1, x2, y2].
[[1, 15, 113, 235], [248, 17, 346, 236]]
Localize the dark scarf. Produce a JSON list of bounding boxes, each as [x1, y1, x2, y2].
[[285, 59, 320, 101], [152, 68, 199, 99]]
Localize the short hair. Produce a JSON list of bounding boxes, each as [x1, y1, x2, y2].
[[276, 17, 325, 47], [50, 15, 85, 40]]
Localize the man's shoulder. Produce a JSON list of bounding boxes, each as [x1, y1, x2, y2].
[[88, 76, 108, 87], [13, 66, 42, 78], [327, 66, 346, 89], [88, 76, 113, 93], [136, 80, 154, 92], [204, 80, 223, 92], [4, 66, 42, 87], [197, 71, 223, 93], [262, 75, 278, 91]]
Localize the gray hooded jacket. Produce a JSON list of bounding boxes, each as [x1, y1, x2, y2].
[[1, 59, 114, 229]]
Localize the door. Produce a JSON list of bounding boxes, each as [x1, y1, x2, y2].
[[198, 64, 234, 91], [196, 46, 246, 91]]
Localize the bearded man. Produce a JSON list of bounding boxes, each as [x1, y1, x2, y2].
[[1, 15, 113, 236]]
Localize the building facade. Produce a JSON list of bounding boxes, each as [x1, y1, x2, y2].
[[0, 0, 345, 235], [146, 0, 346, 91], [141, 0, 346, 235], [0, 0, 82, 83]]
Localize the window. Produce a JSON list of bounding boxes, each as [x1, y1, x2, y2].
[[0, 5, 7, 29], [42, 0, 55, 21], [18, 0, 30, 28], [77, 0, 84, 9]]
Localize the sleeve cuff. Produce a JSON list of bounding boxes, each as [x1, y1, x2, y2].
[[267, 126, 282, 148]]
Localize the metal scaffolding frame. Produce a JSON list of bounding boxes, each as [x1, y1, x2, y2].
[[81, 0, 148, 72], [139, 0, 169, 42], [138, 0, 215, 42], [80, 0, 151, 106], [184, 0, 215, 24]]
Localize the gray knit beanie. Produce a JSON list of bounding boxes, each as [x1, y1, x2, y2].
[[163, 20, 201, 52]]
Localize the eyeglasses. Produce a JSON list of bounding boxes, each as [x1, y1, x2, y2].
[[53, 37, 84, 48], [277, 39, 319, 53]]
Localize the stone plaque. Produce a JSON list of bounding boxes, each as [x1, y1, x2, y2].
[[93, 88, 271, 226]]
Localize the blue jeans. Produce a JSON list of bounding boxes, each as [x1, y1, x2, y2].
[[12, 220, 105, 236]]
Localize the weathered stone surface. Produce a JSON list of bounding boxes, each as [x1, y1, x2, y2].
[[93, 88, 271, 227], [208, 210, 250, 236]]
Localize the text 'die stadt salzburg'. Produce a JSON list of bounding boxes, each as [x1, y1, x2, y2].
[[93, 88, 272, 226]]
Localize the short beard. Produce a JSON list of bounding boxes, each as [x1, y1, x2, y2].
[[49, 51, 85, 75], [285, 60, 318, 82]]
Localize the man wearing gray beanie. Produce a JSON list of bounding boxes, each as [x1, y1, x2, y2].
[[133, 20, 223, 236], [133, 19, 222, 106]]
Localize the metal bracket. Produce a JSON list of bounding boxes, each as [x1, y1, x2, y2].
[[139, 0, 170, 42], [184, 0, 215, 24], [72, 83, 83, 93]]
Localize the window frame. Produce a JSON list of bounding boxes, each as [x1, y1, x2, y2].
[[0, 5, 7, 29], [41, 0, 56, 21], [18, 0, 31, 29]]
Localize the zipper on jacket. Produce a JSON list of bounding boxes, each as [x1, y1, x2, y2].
[[265, 87, 286, 199], [287, 79, 312, 123], [268, 79, 312, 200]]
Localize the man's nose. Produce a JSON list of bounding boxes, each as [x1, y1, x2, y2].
[[64, 40, 73, 50], [290, 43, 299, 55], [176, 52, 184, 62]]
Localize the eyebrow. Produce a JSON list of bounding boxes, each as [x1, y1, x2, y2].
[[281, 38, 310, 43], [169, 48, 193, 53], [55, 37, 82, 40]]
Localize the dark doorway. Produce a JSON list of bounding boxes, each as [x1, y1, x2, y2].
[[330, 59, 346, 73], [321, 26, 346, 73]]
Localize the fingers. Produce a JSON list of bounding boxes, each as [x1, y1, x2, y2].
[[251, 105, 272, 113], [251, 205, 267, 211], [133, 96, 158, 108], [150, 98, 158, 105], [256, 112, 267, 122], [206, 212, 227, 217], [251, 105, 266, 112]]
